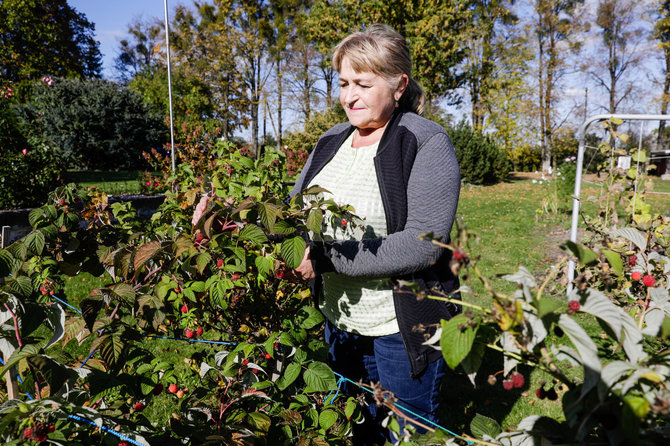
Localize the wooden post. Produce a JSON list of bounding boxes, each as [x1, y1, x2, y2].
[[1, 226, 20, 399]]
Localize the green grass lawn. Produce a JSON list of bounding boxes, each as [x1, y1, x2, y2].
[[64, 170, 148, 195]]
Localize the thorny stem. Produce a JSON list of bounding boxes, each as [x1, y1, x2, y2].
[[29, 365, 41, 399], [218, 378, 233, 433], [539, 347, 574, 388], [109, 302, 121, 320], [424, 294, 492, 314], [472, 263, 510, 301], [4, 302, 23, 347], [134, 265, 163, 290]]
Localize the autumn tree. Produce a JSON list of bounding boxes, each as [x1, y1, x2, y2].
[[0, 0, 101, 81], [533, 0, 584, 171], [590, 0, 648, 114]]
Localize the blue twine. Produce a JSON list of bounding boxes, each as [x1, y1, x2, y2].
[[324, 376, 345, 405], [331, 371, 470, 443], [67, 414, 148, 446], [50, 294, 82, 315], [79, 349, 97, 368]]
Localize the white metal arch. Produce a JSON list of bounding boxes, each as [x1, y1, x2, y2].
[[567, 114, 670, 293]]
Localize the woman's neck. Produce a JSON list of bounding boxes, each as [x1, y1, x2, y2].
[[352, 125, 387, 148]]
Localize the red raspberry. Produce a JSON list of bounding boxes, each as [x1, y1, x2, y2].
[[195, 233, 204, 243], [242, 359, 249, 366], [511, 372, 525, 388], [60, 200, 66, 205], [276, 270, 284, 279], [47, 425, 55, 433], [185, 329, 194, 339], [628, 255, 638, 266], [24, 428, 33, 438], [133, 402, 145, 412], [232, 273, 240, 281], [168, 384, 178, 393], [216, 259, 224, 268], [273, 342, 278, 349], [265, 353, 272, 359], [453, 249, 465, 260], [502, 379, 514, 390], [196, 326, 203, 336], [49, 290, 55, 295], [119, 441, 130, 446], [535, 388, 546, 399], [146, 181, 151, 186], [228, 168, 233, 174], [631, 271, 642, 281], [568, 300, 580, 312], [181, 304, 188, 313], [341, 219, 348, 227], [643, 275, 656, 287], [40, 286, 48, 295], [153, 182, 158, 187], [252, 369, 259, 374]]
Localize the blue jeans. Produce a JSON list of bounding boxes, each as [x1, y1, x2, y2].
[[325, 320, 446, 445]]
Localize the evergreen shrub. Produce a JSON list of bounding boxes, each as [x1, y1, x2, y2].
[[448, 121, 510, 184]]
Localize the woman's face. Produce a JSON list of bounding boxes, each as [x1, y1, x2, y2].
[[338, 57, 407, 136]]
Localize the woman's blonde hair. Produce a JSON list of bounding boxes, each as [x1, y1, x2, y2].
[[332, 24, 425, 115]]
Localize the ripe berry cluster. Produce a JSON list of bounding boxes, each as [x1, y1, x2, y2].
[[501, 371, 525, 390], [167, 384, 188, 398], [24, 424, 55, 442]]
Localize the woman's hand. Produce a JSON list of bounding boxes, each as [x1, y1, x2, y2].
[[284, 246, 314, 282]]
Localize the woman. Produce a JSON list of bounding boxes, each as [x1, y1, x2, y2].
[[289, 24, 461, 444]]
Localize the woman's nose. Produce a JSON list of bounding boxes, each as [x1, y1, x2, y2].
[[343, 86, 357, 104]]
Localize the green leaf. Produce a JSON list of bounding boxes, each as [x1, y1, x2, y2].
[[631, 150, 647, 163], [239, 224, 268, 245], [561, 241, 598, 265], [306, 209, 323, 234], [259, 202, 278, 232], [440, 315, 477, 369], [109, 283, 135, 303], [196, 252, 211, 274], [25, 231, 45, 256], [0, 249, 13, 277], [470, 413, 502, 440], [247, 412, 271, 432], [303, 361, 337, 392], [319, 409, 338, 430], [280, 236, 306, 269], [1, 344, 40, 374], [296, 306, 324, 329], [536, 299, 562, 318], [557, 314, 601, 394], [272, 221, 297, 235], [7, 276, 32, 296], [44, 304, 65, 350], [255, 255, 274, 279], [601, 249, 623, 277], [610, 228, 647, 252], [276, 362, 301, 390]]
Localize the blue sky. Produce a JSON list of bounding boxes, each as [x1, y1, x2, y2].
[[68, 1, 194, 78]]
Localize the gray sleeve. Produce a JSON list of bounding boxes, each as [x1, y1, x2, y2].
[[312, 132, 460, 277]]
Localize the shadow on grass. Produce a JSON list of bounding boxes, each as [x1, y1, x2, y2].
[[437, 349, 528, 438]]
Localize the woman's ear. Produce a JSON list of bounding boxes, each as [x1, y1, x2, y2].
[[394, 74, 409, 101]]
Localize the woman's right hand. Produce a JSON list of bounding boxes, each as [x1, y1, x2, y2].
[[283, 246, 314, 282]]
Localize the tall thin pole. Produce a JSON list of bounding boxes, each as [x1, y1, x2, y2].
[[163, 0, 176, 172]]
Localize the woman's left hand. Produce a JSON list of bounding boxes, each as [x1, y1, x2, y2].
[[283, 246, 314, 282]]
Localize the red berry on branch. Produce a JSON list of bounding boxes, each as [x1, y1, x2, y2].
[[24, 428, 33, 438], [153, 182, 158, 187], [643, 275, 656, 287], [502, 379, 514, 390], [252, 369, 259, 374], [276, 270, 284, 279], [273, 342, 278, 349], [535, 388, 546, 399], [511, 372, 525, 388], [242, 359, 249, 366], [40, 286, 48, 295], [47, 425, 55, 433], [49, 290, 55, 295], [341, 219, 348, 227], [453, 249, 465, 260], [196, 326, 203, 336], [195, 233, 204, 243], [60, 200, 65, 205], [628, 255, 638, 266], [176, 389, 184, 398], [146, 181, 151, 186], [216, 259, 224, 268], [185, 329, 194, 339], [168, 384, 178, 394], [119, 441, 130, 446], [232, 273, 240, 281], [631, 271, 642, 281], [133, 402, 145, 412], [265, 353, 272, 359], [568, 300, 580, 312], [181, 304, 189, 313]]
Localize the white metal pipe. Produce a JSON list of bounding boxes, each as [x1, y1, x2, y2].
[[567, 114, 670, 294], [164, 0, 176, 172]]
